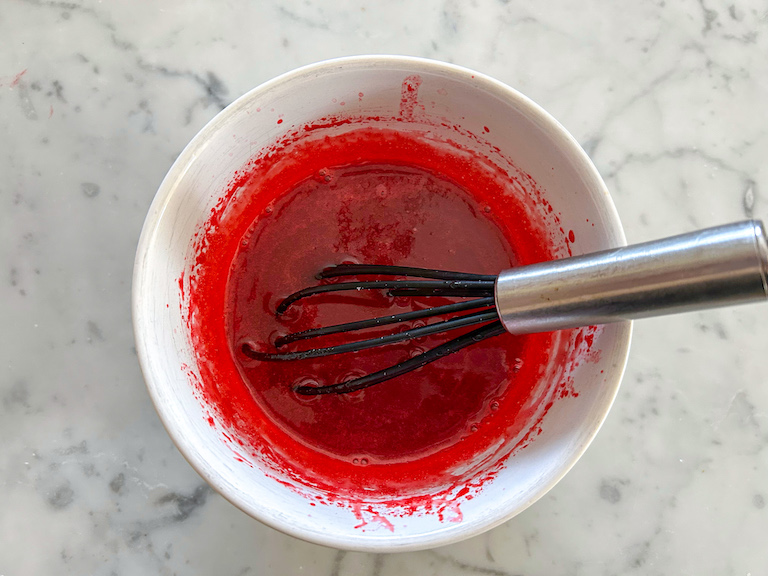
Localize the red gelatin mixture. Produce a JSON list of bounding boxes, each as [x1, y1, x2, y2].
[[187, 126, 563, 497]]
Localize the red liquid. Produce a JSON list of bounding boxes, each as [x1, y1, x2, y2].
[[188, 126, 562, 498]]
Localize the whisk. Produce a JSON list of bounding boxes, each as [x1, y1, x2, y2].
[[241, 220, 768, 395]]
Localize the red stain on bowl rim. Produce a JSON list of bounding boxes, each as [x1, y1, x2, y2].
[[352, 503, 396, 532], [399, 75, 423, 120]]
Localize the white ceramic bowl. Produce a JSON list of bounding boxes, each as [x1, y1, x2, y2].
[[133, 56, 632, 551]]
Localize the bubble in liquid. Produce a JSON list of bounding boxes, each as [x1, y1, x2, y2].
[[360, 458, 368, 466], [470, 424, 478, 433], [490, 401, 500, 411], [317, 168, 333, 183], [513, 358, 524, 373], [483, 205, 492, 213], [352, 458, 359, 465], [265, 205, 273, 214]]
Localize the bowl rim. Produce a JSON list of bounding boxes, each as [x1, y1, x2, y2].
[[132, 54, 633, 552]]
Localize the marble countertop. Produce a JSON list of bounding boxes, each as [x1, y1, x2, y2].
[[2, 1, 767, 574]]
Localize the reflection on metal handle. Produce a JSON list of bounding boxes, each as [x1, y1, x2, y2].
[[495, 220, 768, 334]]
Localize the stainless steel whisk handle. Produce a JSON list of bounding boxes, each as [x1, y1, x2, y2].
[[495, 220, 768, 334]]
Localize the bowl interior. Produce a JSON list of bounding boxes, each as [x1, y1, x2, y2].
[[133, 56, 630, 551]]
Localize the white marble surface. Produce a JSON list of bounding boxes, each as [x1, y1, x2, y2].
[[2, 0, 767, 573]]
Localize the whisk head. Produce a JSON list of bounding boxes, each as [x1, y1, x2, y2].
[[241, 264, 505, 395]]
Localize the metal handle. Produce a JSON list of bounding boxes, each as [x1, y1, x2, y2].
[[495, 220, 768, 334]]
